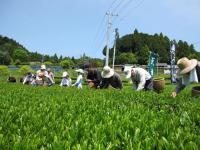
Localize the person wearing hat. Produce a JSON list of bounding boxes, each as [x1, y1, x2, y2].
[[171, 57, 200, 98], [72, 69, 84, 89], [36, 65, 53, 86], [99, 66, 123, 89], [124, 66, 153, 91], [86, 68, 102, 88], [36, 65, 48, 80], [60, 71, 72, 87], [23, 72, 35, 85], [47, 68, 55, 84]]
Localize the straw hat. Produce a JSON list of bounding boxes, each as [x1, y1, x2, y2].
[[75, 69, 84, 74], [41, 65, 46, 70], [101, 66, 114, 78], [177, 57, 198, 75], [62, 71, 68, 77]]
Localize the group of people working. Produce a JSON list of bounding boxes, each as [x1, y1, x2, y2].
[[22, 57, 200, 97]]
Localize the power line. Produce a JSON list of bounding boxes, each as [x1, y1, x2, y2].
[[116, 0, 135, 15], [96, 30, 107, 54], [106, 0, 119, 12], [119, 0, 145, 22], [192, 41, 200, 45], [91, 15, 106, 51], [111, 0, 125, 14], [90, 0, 120, 54], [112, 0, 135, 23]]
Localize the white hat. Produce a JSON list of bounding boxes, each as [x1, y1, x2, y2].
[[41, 65, 46, 70], [123, 66, 132, 79], [101, 66, 114, 78], [62, 71, 68, 77], [75, 69, 84, 74], [177, 57, 198, 75]]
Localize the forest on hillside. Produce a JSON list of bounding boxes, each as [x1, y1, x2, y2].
[[0, 35, 103, 68], [103, 29, 200, 65], [1, 29, 200, 67]]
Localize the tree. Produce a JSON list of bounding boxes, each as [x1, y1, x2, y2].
[[52, 53, 59, 63], [137, 45, 150, 65], [14, 59, 21, 65], [116, 52, 137, 64], [60, 59, 74, 69], [0, 51, 11, 65], [13, 49, 28, 62], [59, 55, 63, 61]]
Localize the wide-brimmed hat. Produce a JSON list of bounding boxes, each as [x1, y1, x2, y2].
[[101, 66, 114, 78], [41, 65, 46, 70], [62, 71, 68, 77], [75, 69, 84, 74], [177, 57, 198, 75], [123, 66, 133, 79]]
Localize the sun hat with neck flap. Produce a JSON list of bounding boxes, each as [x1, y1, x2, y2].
[[40, 65, 46, 70], [101, 66, 114, 78], [75, 69, 84, 74], [62, 71, 68, 77], [177, 57, 198, 75]]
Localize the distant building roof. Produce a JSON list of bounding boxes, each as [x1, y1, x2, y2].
[[156, 63, 168, 67]]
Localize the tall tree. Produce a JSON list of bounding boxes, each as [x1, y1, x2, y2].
[[13, 49, 28, 62]]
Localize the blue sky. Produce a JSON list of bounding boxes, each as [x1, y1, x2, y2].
[[0, 0, 200, 58]]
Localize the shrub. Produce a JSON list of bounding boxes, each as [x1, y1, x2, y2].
[[18, 65, 34, 75], [29, 62, 42, 66], [0, 65, 9, 76], [14, 59, 21, 65], [44, 61, 53, 66]]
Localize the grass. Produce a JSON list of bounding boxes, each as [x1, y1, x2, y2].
[[0, 82, 199, 149]]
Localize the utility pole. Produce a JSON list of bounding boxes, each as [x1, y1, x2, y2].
[[41, 54, 44, 63], [112, 28, 119, 70], [105, 12, 118, 66]]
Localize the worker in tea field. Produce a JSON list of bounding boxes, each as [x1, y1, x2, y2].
[[171, 57, 200, 98], [36, 65, 54, 86], [99, 66, 123, 89], [23, 72, 35, 85], [124, 67, 153, 91], [60, 71, 72, 87], [7, 76, 16, 82], [72, 69, 84, 89], [47, 68, 55, 84], [86, 68, 102, 88]]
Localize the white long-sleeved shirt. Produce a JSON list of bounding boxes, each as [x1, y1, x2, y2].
[[73, 74, 83, 89], [60, 78, 72, 86], [131, 68, 151, 91]]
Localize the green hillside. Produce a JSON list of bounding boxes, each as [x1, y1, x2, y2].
[[103, 29, 200, 64]]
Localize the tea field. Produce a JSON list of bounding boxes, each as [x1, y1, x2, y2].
[[0, 83, 199, 149]]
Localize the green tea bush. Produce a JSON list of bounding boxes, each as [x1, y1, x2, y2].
[[0, 65, 9, 76], [18, 65, 34, 75], [0, 83, 199, 149]]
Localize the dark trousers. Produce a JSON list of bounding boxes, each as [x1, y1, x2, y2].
[[144, 78, 153, 91]]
